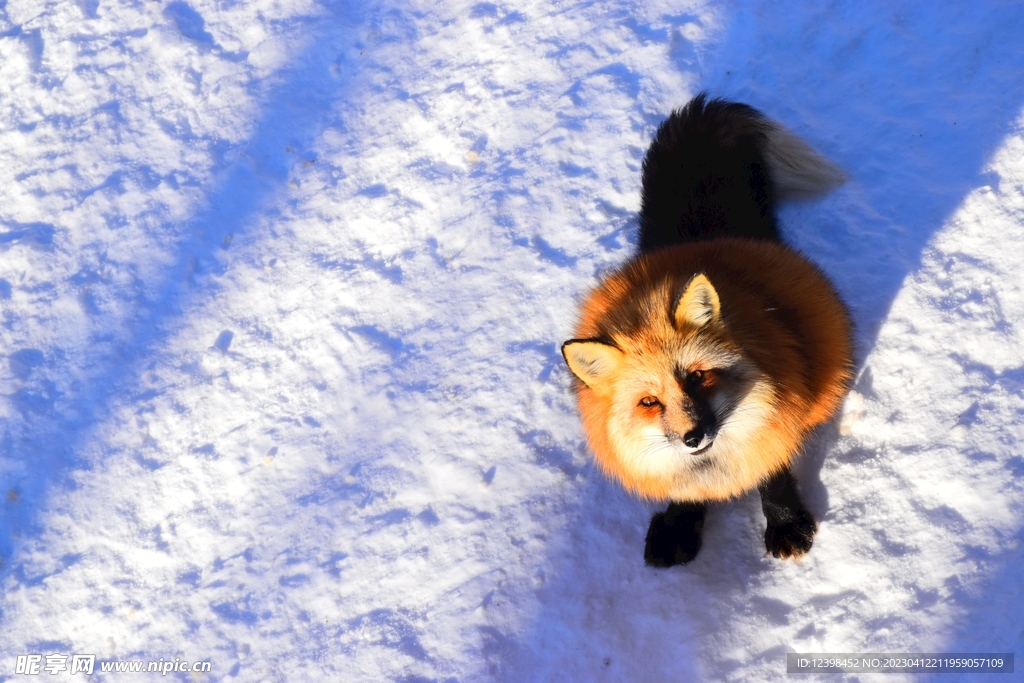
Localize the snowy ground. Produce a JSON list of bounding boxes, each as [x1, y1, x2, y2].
[[2, 0, 1023, 681]]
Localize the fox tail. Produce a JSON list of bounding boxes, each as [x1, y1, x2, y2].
[[638, 92, 846, 252]]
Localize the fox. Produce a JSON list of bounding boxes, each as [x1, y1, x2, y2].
[[561, 94, 854, 566]]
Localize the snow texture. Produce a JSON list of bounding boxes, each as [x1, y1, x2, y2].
[[1, 0, 1023, 681]]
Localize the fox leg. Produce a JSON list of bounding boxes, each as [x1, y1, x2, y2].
[[759, 467, 817, 558], [644, 501, 706, 567]]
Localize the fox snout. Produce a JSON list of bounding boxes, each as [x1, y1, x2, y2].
[[667, 403, 717, 454], [683, 421, 715, 451]]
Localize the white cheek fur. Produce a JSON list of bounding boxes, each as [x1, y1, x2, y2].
[[606, 410, 684, 481]]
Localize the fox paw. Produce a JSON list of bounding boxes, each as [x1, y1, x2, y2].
[[764, 510, 816, 559], [644, 511, 703, 567]]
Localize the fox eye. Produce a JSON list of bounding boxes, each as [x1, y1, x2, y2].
[[639, 396, 661, 408], [687, 369, 707, 388]]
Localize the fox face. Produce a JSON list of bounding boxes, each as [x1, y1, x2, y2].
[[563, 274, 782, 501]]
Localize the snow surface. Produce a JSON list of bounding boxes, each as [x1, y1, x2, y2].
[[1, 0, 1023, 681]]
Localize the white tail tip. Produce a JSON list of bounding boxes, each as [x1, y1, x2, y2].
[[763, 122, 848, 199]]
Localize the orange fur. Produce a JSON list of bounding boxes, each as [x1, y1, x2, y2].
[[568, 238, 853, 502]]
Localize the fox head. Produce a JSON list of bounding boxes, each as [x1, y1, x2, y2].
[[562, 274, 774, 499]]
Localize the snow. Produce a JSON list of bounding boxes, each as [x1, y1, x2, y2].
[[1, 0, 1023, 681]]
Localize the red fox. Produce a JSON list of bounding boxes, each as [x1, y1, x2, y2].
[[562, 94, 853, 566]]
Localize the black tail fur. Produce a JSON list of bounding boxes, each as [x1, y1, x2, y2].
[[637, 93, 844, 253]]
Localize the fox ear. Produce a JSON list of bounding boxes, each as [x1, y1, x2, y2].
[[674, 274, 721, 328], [561, 339, 623, 393]]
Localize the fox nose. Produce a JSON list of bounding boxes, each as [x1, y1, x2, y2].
[[683, 428, 703, 449]]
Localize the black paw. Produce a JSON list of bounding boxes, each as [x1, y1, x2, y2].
[[764, 509, 817, 559], [644, 507, 704, 567]]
